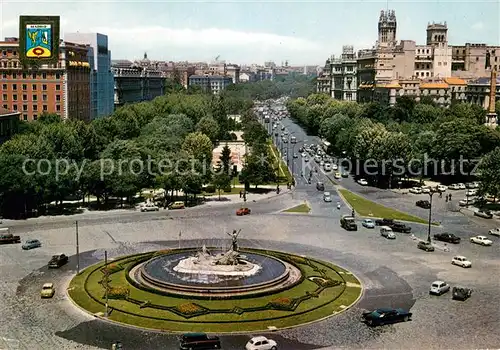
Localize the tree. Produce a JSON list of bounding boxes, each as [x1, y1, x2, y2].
[[477, 147, 500, 200], [182, 132, 213, 164], [218, 144, 232, 176], [213, 173, 231, 200], [196, 116, 220, 143]]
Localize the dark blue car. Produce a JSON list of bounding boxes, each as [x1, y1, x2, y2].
[[361, 307, 412, 326]]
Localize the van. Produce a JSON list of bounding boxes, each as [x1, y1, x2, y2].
[[179, 333, 221, 350]]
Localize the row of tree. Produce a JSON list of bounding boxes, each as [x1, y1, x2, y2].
[[287, 94, 500, 192]]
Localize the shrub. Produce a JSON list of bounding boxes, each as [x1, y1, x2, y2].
[[269, 297, 294, 310], [223, 186, 232, 193], [100, 263, 122, 275], [318, 279, 342, 288], [175, 303, 205, 315], [140, 300, 151, 309], [106, 286, 129, 299], [205, 185, 216, 193], [152, 249, 172, 257]]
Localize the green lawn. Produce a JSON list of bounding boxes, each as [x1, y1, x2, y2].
[[284, 203, 311, 213], [68, 250, 361, 332], [268, 142, 293, 185], [338, 188, 428, 224], [202, 187, 242, 196]]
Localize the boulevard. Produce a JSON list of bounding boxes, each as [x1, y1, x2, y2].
[[1, 113, 500, 349]]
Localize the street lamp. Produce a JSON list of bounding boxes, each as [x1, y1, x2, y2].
[[286, 131, 297, 167], [427, 189, 438, 243]]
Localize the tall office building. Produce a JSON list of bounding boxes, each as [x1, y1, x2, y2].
[[65, 33, 114, 118]]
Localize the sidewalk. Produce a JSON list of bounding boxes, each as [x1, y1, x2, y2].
[[203, 187, 291, 206]]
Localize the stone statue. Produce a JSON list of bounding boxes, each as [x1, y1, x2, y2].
[[227, 229, 241, 252]]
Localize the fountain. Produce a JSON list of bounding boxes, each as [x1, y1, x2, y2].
[[130, 230, 302, 298]]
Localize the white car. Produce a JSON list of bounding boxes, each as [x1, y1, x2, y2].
[[452, 255, 472, 268], [421, 186, 431, 193], [331, 164, 338, 170], [301, 152, 307, 157], [245, 336, 277, 350], [319, 160, 325, 166], [437, 185, 447, 192], [465, 189, 478, 196], [323, 192, 332, 202], [458, 183, 466, 189], [470, 235, 493, 246], [140, 203, 159, 212], [429, 280, 450, 295], [488, 228, 500, 236], [471, 182, 480, 188], [323, 163, 332, 171], [448, 184, 460, 190], [358, 179, 368, 186], [459, 198, 475, 206], [409, 187, 422, 194]]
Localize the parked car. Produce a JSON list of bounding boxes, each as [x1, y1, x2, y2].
[[375, 218, 394, 226], [409, 187, 422, 194], [245, 336, 277, 350], [448, 184, 460, 190], [22, 239, 41, 250], [323, 192, 332, 202], [417, 241, 435, 252], [340, 215, 358, 231], [451, 255, 471, 268], [488, 228, 500, 236], [341, 172, 349, 178], [334, 172, 341, 179], [452, 286, 472, 301], [459, 198, 475, 206], [236, 207, 251, 216], [316, 182, 325, 191], [416, 200, 431, 209], [361, 308, 412, 326], [179, 332, 221, 350], [168, 201, 185, 210], [293, 153, 298, 158], [470, 235, 493, 246], [391, 222, 411, 233], [40, 283, 55, 299], [433, 233, 461, 244], [465, 189, 478, 196], [48, 254, 68, 268], [436, 185, 447, 192], [357, 179, 368, 186], [474, 210, 493, 219], [380, 226, 396, 239], [420, 186, 431, 193], [140, 203, 159, 212], [458, 183, 466, 189], [429, 281, 450, 295], [362, 219, 375, 229]]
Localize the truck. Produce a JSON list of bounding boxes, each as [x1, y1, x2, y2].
[[0, 228, 21, 244], [340, 215, 358, 231]]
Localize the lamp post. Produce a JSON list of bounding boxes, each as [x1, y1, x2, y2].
[[286, 131, 297, 167], [427, 189, 437, 243]]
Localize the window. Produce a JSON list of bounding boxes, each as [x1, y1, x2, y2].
[[2, 73, 5, 79], [42, 73, 47, 79], [23, 114, 28, 121], [12, 95, 17, 101], [2, 84, 6, 90], [33, 105, 38, 111], [2, 104, 7, 109], [12, 73, 17, 79], [22, 94, 27, 101], [42, 84, 47, 91], [438, 62, 442, 66], [22, 84, 27, 91], [12, 105, 17, 111], [56, 84, 61, 91], [56, 95, 61, 101], [23, 105, 27, 111], [22, 73, 27, 79], [33, 114, 37, 120], [42, 94, 47, 101], [13, 51, 17, 56], [2, 94, 6, 101], [13, 62, 17, 68], [55, 73, 60, 79], [32, 94, 37, 101], [56, 105, 61, 111], [32, 84, 37, 91], [32, 73, 36, 79], [12, 84, 17, 91], [43, 105, 48, 111]]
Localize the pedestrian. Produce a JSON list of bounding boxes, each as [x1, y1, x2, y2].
[[351, 208, 355, 217], [439, 192, 442, 198], [239, 190, 242, 199], [449, 193, 452, 201], [445, 195, 448, 202]]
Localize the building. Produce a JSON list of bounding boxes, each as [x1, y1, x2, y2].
[[188, 75, 233, 94], [112, 55, 166, 107], [414, 23, 452, 79], [331, 46, 357, 101], [64, 33, 114, 119], [158, 61, 196, 89], [452, 43, 500, 78], [466, 75, 500, 110], [444, 77, 467, 101], [0, 37, 92, 122], [239, 71, 253, 83], [226, 64, 240, 84], [0, 107, 20, 144], [316, 58, 332, 94]]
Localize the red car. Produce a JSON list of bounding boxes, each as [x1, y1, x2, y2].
[[236, 207, 251, 216]]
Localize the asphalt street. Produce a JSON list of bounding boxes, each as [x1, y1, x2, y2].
[[0, 114, 500, 349]]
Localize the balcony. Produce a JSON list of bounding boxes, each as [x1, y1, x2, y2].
[[415, 56, 433, 62]]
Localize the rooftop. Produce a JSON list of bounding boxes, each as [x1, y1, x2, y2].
[[444, 77, 467, 85], [0, 107, 20, 117], [420, 82, 449, 89], [469, 76, 500, 85]]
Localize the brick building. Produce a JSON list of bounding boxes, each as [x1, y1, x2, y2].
[[0, 107, 20, 144], [0, 37, 91, 122]]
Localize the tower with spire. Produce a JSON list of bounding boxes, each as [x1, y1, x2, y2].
[[377, 10, 397, 46]]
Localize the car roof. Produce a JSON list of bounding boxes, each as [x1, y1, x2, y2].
[[183, 332, 206, 337], [375, 307, 395, 313], [42, 283, 53, 287], [477, 235, 487, 238], [432, 280, 446, 284], [250, 336, 268, 342], [363, 219, 373, 222], [454, 255, 467, 259], [380, 226, 392, 229]]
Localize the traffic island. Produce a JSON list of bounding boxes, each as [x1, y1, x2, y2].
[[283, 203, 311, 214], [68, 249, 362, 333]]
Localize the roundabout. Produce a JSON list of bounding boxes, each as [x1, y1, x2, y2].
[[67, 236, 362, 333]]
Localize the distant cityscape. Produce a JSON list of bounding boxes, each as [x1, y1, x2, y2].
[[316, 9, 499, 109]]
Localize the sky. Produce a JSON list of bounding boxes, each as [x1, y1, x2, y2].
[[0, 0, 499, 65]]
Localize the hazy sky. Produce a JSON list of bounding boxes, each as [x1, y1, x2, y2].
[[1, 0, 499, 65]]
